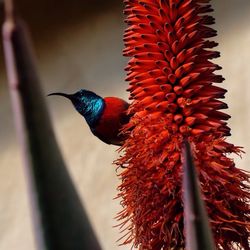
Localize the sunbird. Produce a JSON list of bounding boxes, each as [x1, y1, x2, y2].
[[48, 89, 129, 146]]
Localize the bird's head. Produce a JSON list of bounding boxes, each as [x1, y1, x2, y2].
[[48, 89, 105, 126]]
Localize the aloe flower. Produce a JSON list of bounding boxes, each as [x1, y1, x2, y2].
[[116, 0, 250, 249]]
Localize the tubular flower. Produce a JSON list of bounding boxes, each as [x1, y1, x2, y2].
[[116, 0, 250, 249]]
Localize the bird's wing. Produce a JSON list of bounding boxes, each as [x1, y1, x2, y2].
[[91, 127, 123, 146]]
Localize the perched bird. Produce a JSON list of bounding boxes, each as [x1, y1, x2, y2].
[[48, 89, 129, 146]]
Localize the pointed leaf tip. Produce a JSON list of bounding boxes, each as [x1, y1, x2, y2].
[[183, 140, 216, 250]]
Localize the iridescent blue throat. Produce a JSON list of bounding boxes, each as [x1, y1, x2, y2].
[[70, 90, 105, 127]]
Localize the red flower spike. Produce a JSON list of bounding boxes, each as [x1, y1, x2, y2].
[[116, 0, 250, 249]]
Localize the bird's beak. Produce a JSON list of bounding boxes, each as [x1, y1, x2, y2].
[[47, 92, 73, 100]]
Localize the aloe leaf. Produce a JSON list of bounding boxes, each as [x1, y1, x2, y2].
[[2, 1, 101, 249], [183, 140, 215, 250]]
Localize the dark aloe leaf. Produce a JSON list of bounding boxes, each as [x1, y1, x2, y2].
[[2, 1, 101, 249], [183, 140, 215, 250]]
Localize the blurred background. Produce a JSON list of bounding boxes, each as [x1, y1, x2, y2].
[[0, 0, 249, 249]]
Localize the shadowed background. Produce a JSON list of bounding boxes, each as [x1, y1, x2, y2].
[[0, 1, 249, 249]]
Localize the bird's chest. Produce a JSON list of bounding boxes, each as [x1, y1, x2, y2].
[[94, 107, 123, 140], [92, 97, 129, 145]]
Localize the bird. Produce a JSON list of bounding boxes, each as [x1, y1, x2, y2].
[[48, 89, 129, 146]]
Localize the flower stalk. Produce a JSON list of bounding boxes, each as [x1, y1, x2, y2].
[[116, 0, 250, 249]]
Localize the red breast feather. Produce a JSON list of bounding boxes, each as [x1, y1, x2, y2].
[[92, 97, 129, 146]]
